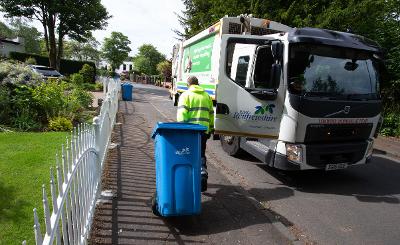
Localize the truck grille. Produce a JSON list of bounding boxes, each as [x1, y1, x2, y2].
[[306, 142, 368, 168], [304, 123, 373, 143]]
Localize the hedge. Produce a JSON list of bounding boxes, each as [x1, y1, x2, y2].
[[9, 52, 96, 79]]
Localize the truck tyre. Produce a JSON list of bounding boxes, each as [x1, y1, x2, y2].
[[220, 135, 242, 156]]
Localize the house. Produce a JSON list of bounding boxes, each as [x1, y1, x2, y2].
[[98, 60, 134, 75], [0, 37, 25, 57]]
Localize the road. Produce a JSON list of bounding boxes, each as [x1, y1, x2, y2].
[[134, 83, 400, 245]]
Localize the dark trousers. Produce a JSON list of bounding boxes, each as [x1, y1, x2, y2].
[[201, 133, 209, 167]]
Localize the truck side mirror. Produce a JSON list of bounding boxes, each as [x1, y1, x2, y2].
[[270, 63, 281, 89], [271, 42, 283, 61]]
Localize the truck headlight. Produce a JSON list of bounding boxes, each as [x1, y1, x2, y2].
[[286, 144, 303, 163]]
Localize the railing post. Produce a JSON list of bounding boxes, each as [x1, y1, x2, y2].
[[33, 208, 43, 245], [93, 117, 100, 156]]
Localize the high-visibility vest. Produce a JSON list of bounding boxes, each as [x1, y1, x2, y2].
[[177, 85, 214, 133]]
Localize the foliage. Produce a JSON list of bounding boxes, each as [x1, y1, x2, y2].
[[381, 117, 400, 137], [79, 63, 95, 83], [0, 0, 110, 69], [9, 18, 42, 54], [25, 57, 37, 65], [0, 132, 67, 244], [0, 60, 42, 86], [48, 116, 73, 131], [0, 20, 13, 38], [0, 60, 95, 133], [70, 73, 84, 86], [157, 60, 172, 78], [101, 32, 131, 70], [68, 87, 94, 109], [95, 82, 104, 91], [32, 80, 68, 120], [133, 44, 165, 75], [64, 38, 101, 62], [9, 51, 96, 76]]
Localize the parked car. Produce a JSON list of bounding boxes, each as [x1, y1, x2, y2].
[[30, 65, 64, 79]]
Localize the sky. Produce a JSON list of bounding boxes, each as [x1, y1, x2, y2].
[[1, 0, 185, 58]]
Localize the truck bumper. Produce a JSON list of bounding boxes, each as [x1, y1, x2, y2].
[[274, 140, 373, 170]]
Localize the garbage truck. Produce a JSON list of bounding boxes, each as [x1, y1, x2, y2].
[[171, 15, 384, 171]]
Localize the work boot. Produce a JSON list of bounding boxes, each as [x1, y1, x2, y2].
[[201, 158, 208, 192]]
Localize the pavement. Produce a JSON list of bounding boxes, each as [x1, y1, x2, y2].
[[373, 136, 400, 159], [89, 85, 292, 244]]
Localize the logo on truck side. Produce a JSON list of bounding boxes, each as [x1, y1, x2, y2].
[[255, 104, 275, 115], [232, 104, 277, 122]]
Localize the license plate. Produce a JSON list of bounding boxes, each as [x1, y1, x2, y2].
[[325, 163, 348, 171]]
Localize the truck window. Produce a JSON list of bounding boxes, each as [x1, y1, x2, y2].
[[235, 56, 250, 87], [253, 47, 274, 89]]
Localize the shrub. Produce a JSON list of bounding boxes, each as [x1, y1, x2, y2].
[[380, 112, 400, 137], [0, 60, 42, 86], [79, 64, 95, 83], [32, 80, 67, 119], [9, 51, 96, 76], [95, 82, 103, 91], [70, 73, 84, 86], [25, 57, 37, 65], [68, 88, 93, 109], [12, 111, 42, 131], [48, 116, 73, 131]]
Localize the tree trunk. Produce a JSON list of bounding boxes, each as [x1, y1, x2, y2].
[[57, 25, 64, 71], [47, 14, 57, 69]]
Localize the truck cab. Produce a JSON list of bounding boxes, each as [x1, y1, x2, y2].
[[216, 27, 384, 171]]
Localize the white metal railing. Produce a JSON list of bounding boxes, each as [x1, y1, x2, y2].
[[23, 77, 120, 245]]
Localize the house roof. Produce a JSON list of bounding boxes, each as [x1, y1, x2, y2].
[[0, 38, 20, 45]]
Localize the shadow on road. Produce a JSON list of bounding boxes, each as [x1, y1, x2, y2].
[[255, 155, 400, 204]]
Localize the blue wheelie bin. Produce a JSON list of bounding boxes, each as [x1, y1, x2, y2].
[[151, 122, 207, 216], [121, 83, 133, 101]]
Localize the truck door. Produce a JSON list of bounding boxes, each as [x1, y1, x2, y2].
[[215, 35, 285, 138]]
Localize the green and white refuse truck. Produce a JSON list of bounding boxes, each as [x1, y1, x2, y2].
[[171, 15, 384, 171]]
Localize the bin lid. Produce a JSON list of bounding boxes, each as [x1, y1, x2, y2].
[[151, 122, 207, 139], [122, 82, 133, 87]]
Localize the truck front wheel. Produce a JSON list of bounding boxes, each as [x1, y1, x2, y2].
[[220, 135, 242, 156]]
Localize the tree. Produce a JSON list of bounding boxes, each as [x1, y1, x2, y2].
[[9, 19, 42, 54], [0, 21, 13, 38], [133, 44, 165, 75], [157, 60, 172, 79], [101, 32, 131, 70], [0, 0, 110, 69], [64, 38, 101, 62]]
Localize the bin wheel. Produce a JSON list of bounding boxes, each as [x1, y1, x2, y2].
[[173, 93, 179, 106], [220, 135, 242, 156], [151, 193, 161, 217]]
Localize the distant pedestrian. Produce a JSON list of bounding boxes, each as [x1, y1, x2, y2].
[[177, 76, 214, 192]]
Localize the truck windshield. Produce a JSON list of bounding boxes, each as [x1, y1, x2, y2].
[[288, 44, 381, 100]]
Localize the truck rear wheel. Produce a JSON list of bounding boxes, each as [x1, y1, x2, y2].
[[220, 135, 242, 156]]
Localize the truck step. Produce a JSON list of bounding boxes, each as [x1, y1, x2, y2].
[[240, 140, 274, 165]]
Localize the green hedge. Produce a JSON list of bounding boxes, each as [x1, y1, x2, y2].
[[9, 52, 96, 79]]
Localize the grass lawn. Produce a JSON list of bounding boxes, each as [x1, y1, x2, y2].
[[0, 132, 67, 244]]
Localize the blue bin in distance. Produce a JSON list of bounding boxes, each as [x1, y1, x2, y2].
[[121, 83, 133, 101], [151, 122, 207, 216]]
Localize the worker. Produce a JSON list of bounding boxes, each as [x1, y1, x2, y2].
[[177, 76, 214, 192]]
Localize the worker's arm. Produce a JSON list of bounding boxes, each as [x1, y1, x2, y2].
[[177, 94, 189, 122], [208, 97, 214, 133]]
